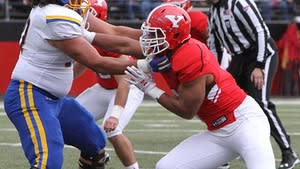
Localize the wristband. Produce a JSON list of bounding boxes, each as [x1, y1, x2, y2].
[[110, 105, 124, 119], [148, 87, 165, 100], [137, 59, 151, 73], [83, 30, 96, 44]]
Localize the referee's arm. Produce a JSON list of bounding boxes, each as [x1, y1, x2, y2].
[[234, 0, 269, 69], [208, 27, 224, 63]]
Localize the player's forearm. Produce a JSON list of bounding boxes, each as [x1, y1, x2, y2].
[[50, 37, 138, 75], [114, 76, 130, 107], [112, 25, 142, 40], [92, 33, 144, 58], [91, 57, 137, 75], [157, 94, 197, 120], [87, 13, 142, 40]]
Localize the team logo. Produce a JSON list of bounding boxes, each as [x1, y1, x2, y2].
[[165, 15, 184, 28], [207, 84, 221, 103], [212, 115, 227, 127]]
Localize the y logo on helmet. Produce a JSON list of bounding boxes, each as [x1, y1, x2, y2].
[[165, 15, 184, 28]]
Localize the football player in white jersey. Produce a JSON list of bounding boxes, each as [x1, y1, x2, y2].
[[74, 1, 144, 169], [3, 0, 167, 169]]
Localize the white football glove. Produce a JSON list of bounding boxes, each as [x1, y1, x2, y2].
[[137, 55, 171, 73], [125, 66, 165, 99], [136, 57, 152, 73]]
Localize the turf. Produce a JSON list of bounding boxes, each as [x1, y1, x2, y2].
[[0, 99, 300, 169]]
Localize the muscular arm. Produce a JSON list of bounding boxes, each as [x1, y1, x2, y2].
[[73, 61, 87, 79], [157, 76, 207, 119], [114, 74, 130, 107], [87, 13, 142, 40], [103, 56, 130, 131], [92, 33, 144, 58], [48, 37, 137, 74], [113, 55, 131, 107]]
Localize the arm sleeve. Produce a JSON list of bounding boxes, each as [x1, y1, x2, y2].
[[208, 27, 224, 64], [42, 15, 83, 40], [234, 0, 269, 68]]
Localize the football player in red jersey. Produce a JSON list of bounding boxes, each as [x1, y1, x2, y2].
[[163, 0, 208, 44], [74, 1, 144, 169], [125, 4, 275, 169]]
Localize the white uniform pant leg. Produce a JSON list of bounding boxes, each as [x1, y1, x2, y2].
[[155, 131, 239, 169], [76, 84, 115, 120], [156, 96, 275, 169], [229, 97, 275, 169], [233, 116, 275, 169], [105, 85, 144, 138]]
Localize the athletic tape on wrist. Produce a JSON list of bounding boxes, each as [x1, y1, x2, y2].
[[137, 59, 151, 73], [110, 105, 124, 119], [148, 87, 165, 100], [83, 30, 96, 44]]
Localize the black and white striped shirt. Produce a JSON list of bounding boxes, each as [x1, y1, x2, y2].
[[208, 0, 274, 68]]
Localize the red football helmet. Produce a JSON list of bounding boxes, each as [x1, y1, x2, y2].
[[163, 0, 191, 11], [140, 4, 191, 56], [89, 0, 108, 21]]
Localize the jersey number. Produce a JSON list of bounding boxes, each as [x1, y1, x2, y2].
[[19, 19, 31, 52]]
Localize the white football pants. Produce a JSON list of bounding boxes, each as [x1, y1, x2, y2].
[[156, 96, 275, 169]]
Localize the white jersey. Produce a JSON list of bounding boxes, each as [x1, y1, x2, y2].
[[12, 4, 84, 97]]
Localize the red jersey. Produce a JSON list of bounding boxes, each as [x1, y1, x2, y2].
[[189, 10, 209, 44], [160, 39, 246, 130], [95, 47, 121, 89]]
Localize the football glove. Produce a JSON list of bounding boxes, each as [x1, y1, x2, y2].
[[125, 66, 165, 99], [149, 55, 171, 72], [137, 55, 171, 73]]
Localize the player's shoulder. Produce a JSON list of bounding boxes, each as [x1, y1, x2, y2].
[[44, 4, 83, 27], [179, 39, 205, 54], [172, 39, 203, 67]]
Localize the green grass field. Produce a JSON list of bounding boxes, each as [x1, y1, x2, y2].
[[0, 98, 300, 169]]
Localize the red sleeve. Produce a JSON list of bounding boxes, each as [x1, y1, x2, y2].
[[172, 41, 206, 84]]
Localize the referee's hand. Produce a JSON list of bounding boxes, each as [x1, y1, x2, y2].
[[250, 68, 264, 90]]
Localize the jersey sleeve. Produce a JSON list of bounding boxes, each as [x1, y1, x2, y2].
[[43, 10, 83, 40]]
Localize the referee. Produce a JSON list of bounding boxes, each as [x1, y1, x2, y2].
[[207, 0, 299, 169]]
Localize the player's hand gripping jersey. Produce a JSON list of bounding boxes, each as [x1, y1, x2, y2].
[[161, 39, 247, 130], [12, 4, 86, 97]]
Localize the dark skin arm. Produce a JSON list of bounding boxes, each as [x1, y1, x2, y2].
[[157, 74, 213, 119], [48, 37, 137, 74]]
